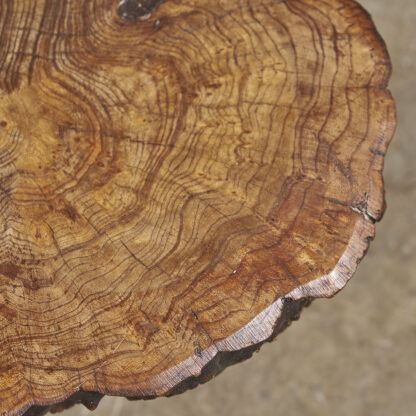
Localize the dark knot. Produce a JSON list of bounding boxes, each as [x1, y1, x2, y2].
[[117, 0, 164, 22]]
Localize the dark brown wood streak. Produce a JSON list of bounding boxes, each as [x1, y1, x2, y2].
[[0, 0, 396, 414]]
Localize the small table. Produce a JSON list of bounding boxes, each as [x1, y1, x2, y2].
[[0, 0, 396, 414]]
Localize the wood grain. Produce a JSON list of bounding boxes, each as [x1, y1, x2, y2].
[[0, 0, 396, 414]]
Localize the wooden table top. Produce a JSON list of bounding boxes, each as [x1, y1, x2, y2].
[[0, 0, 395, 414]]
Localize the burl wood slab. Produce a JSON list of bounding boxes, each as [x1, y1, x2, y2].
[[0, 0, 396, 414]]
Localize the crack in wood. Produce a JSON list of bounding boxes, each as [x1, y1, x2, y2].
[[189, 309, 220, 353]]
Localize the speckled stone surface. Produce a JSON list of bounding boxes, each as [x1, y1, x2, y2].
[[65, 1, 416, 415]]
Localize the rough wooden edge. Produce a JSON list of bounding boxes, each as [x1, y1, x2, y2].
[[10, 1, 397, 414]]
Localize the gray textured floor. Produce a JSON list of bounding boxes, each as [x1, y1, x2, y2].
[[66, 1, 416, 414]]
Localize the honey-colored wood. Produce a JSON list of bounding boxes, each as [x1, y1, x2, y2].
[[0, 0, 396, 414]]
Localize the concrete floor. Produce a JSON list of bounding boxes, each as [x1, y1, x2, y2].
[[66, 0, 416, 414]]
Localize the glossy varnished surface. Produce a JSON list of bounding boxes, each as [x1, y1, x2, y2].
[[0, 0, 395, 414]]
